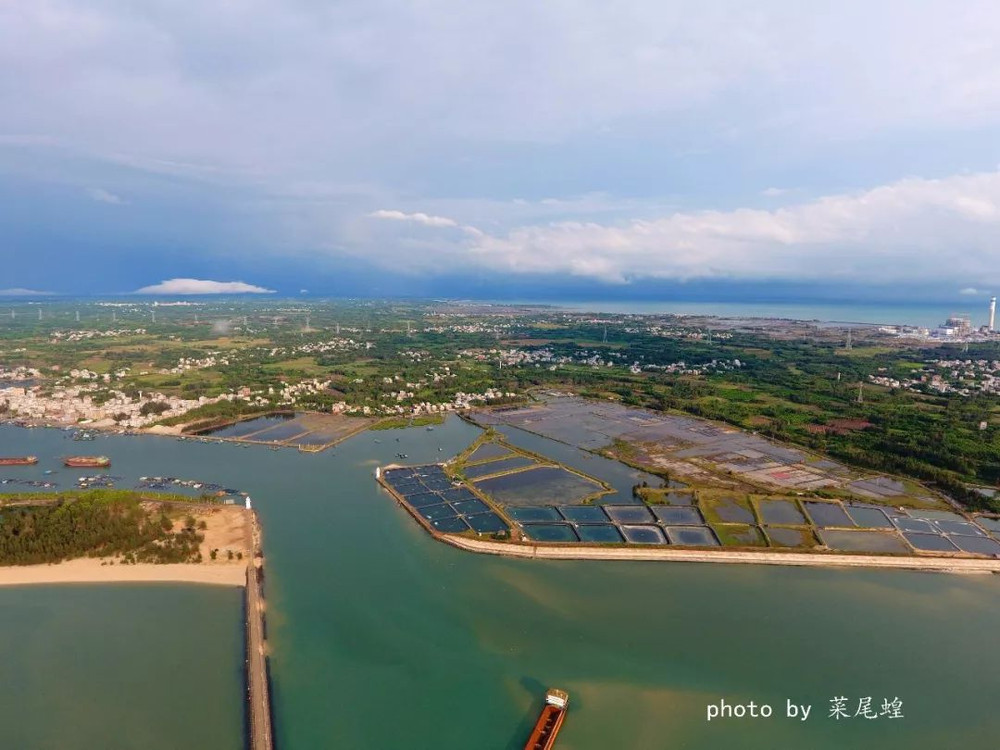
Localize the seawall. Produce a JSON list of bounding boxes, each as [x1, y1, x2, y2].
[[440, 534, 1000, 574], [376, 470, 1000, 575], [246, 511, 274, 750]]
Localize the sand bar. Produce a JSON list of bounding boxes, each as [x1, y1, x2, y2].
[[0, 557, 247, 588]]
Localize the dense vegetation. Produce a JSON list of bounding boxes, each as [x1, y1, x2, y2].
[[0, 490, 204, 565], [3, 299, 998, 511]]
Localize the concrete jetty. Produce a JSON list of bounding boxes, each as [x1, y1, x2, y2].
[[246, 511, 274, 750]]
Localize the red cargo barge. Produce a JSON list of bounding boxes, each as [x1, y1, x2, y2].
[[525, 689, 569, 750], [64, 456, 111, 468], [0, 456, 38, 466]]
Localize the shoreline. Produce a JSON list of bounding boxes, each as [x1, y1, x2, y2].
[[441, 534, 1000, 574], [0, 557, 247, 588], [376, 474, 1000, 575]]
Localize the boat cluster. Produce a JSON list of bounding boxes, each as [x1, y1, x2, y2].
[[0, 478, 57, 488], [138, 476, 246, 496], [76, 474, 119, 489]]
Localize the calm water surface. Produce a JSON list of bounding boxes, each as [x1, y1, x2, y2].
[[0, 585, 244, 750], [2, 421, 1000, 749]]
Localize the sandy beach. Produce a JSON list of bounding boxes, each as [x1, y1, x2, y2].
[[0, 502, 254, 588], [0, 557, 247, 587]]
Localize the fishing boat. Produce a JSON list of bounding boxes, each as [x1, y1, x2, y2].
[[524, 689, 569, 750], [0, 456, 38, 466], [63, 456, 111, 468]]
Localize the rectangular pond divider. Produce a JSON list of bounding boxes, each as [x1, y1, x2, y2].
[[374, 461, 1000, 573]]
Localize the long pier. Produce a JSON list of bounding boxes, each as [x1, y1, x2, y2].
[[246, 511, 274, 750]]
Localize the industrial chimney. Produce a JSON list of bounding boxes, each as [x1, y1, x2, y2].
[[990, 296, 997, 332]]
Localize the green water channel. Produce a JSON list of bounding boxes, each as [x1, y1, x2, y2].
[[1, 419, 1000, 748]]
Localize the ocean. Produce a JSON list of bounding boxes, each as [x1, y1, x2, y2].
[[1, 420, 999, 749]]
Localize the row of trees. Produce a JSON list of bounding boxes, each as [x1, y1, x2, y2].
[[0, 492, 204, 565]]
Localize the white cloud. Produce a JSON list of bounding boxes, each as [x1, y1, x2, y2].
[[7, 2, 1000, 292], [9, 2, 1000, 181], [0, 288, 54, 296], [761, 187, 788, 197], [85, 186, 125, 204], [134, 279, 275, 295], [368, 209, 458, 228], [359, 169, 1000, 286], [960, 287, 981, 295]]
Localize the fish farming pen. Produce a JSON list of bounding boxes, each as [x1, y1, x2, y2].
[[190, 411, 375, 452]]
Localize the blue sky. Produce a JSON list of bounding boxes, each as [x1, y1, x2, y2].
[[2, 1, 1000, 301]]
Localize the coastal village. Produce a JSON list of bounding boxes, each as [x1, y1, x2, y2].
[[0, 365, 516, 429], [869, 358, 1000, 397], [1, 301, 1000, 750]]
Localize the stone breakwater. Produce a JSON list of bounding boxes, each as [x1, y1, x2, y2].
[[246, 511, 274, 750], [440, 534, 1000, 574]]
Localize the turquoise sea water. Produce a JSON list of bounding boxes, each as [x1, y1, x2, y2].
[[2, 421, 1000, 748], [0, 584, 244, 750]]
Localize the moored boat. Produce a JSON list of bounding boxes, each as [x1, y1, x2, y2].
[[63, 456, 111, 468], [524, 689, 569, 750], [0, 456, 39, 466]]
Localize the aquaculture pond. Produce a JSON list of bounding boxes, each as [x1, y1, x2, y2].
[[621, 525, 667, 544], [661, 491, 696, 506], [909, 509, 964, 522], [765, 527, 816, 548], [950, 536, 1000, 555], [973, 516, 1000, 533], [756, 499, 806, 526], [559, 506, 610, 523], [604, 505, 655, 524], [507, 506, 563, 523], [895, 517, 936, 534], [491, 425, 659, 502], [381, 465, 510, 536], [575, 524, 625, 543], [462, 456, 539, 480], [936, 520, 986, 537], [245, 422, 310, 442], [523, 524, 579, 542], [902, 533, 960, 552], [465, 442, 517, 463], [465, 512, 508, 533], [205, 414, 292, 439], [388, 414, 1000, 562], [473, 466, 605, 506], [803, 501, 855, 528], [651, 506, 703, 525], [708, 497, 755, 524], [664, 526, 719, 546], [818, 530, 910, 554], [431, 516, 471, 533], [715, 524, 768, 546], [846, 506, 895, 529], [200, 412, 369, 448]]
